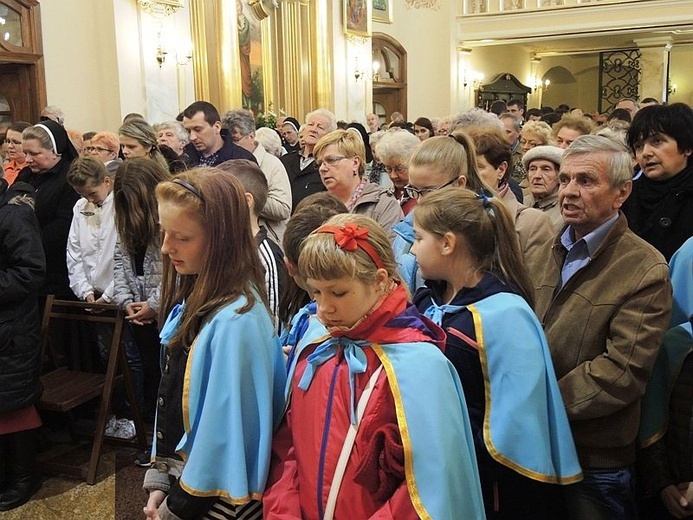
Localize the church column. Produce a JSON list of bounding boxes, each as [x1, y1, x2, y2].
[[634, 36, 673, 104]]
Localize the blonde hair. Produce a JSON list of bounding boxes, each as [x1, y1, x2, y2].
[[298, 213, 400, 285], [413, 187, 534, 306], [409, 133, 488, 193], [521, 120, 554, 145], [313, 129, 366, 177]]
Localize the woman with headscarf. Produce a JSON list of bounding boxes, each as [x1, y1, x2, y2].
[[17, 120, 80, 302]]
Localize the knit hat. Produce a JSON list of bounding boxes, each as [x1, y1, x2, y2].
[[282, 117, 300, 132], [522, 145, 564, 170]]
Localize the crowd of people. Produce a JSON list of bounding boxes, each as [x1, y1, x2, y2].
[[0, 95, 691, 520]]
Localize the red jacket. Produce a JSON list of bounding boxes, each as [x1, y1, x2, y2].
[[263, 345, 419, 519]]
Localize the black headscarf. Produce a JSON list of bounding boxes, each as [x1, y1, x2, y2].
[[346, 122, 373, 163], [33, 119, 79, 162]]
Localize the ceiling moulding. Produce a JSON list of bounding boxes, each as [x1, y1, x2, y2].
[[405, 0, 440, 9], [456, 0, 693, 46], [137, 0, 184, 16]]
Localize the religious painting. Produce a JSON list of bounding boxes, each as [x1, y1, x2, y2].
[[373, 0, 392, 23], [237, 0, 265, 114], [344, 0, 370, 36]]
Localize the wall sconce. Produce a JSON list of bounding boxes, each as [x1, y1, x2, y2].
[[533, 78, 550, 92], [354, 58, 380, 81], [156, 32, 167, 67], [668, 80, 677, 95], [463, 70, 484, 88]]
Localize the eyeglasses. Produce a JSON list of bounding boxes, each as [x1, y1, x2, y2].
[[404, 178, 457, 200], [316, 155, 348, 168], [384, 164, 407, 175], [4, 139, 21, 146], [85, 146, 113, 154], [520, 138, 541, 147]]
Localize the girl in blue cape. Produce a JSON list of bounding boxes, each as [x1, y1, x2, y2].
[[142, 168, 286, 520], [412, 187, 582, 519], [264, 214, 484, 519]]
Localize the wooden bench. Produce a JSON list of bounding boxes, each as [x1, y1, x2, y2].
[[37, 296, 148, 485]]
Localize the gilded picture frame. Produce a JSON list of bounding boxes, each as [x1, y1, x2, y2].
[[372, 0, 392, 24], [344, 0, 371, 36]]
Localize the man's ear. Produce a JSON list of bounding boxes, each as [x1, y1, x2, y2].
[[284, 257, 298, 278], [245, 192, 255, 212]]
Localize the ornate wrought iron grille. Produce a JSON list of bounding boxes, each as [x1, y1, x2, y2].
[[599, 49, 641, 113]]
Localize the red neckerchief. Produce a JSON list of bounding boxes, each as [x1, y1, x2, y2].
[[329, 282, 446, 351]]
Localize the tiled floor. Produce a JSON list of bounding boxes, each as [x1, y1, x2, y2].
[[3, 447, 147, 520]]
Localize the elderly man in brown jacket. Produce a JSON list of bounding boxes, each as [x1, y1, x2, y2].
[[533, 135, 672, 520]]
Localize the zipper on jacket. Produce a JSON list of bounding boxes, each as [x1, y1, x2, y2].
[[316, 351, 343, 519]]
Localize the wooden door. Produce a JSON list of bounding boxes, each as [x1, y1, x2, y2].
[[0, 63, 35, 123]]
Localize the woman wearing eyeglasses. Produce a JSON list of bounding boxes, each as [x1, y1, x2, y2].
[[86, 131, 122, 170], [392, 132, 491, 294], [314, 129, 403, 241], [375, 129, 421, 216], [3, 121, 31, 186]]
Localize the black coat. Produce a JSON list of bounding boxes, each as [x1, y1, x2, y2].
[[280, 151, 326, 211], [16, 158, 79, 299], [623, 164, 693, 261], [184, 130, 257, 167], [0, 180, 46, 412]]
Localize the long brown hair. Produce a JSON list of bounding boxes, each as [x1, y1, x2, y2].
[[113, 157, 170, 255], [413, 187, 534, 306], [156, 167, 267, 351]]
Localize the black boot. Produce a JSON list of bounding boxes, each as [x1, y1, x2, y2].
[[0, 429, 42, 511], [0, 434, 7, 494]]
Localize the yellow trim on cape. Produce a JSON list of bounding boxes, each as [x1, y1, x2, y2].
[[178, 478, 263, 504], [372, 343, 432, 520], [469, 304, 582, 485]]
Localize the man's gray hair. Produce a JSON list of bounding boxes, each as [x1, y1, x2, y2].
[[499, 112, 522, 131], [222, 109, 256, 135], [305, 108, 337, 133], [563, 134, 633, 187], [450, 108, 503, 133]]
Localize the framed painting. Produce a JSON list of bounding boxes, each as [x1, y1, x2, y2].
[[344, 0, 370, 36], [372, 0, 392, 24]]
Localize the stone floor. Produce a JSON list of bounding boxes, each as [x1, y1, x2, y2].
[[4, 446, 147, 520]]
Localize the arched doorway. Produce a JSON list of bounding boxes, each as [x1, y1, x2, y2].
[[372, 33, 406, 126], [0, 0, 46, 132]]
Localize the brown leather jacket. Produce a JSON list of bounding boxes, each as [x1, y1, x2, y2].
[[534, 213, 672, 469]]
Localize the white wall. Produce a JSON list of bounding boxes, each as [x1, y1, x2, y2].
[[40, 0, 122, 133], [40, 0, 194, 134], [373, 2, 455, 120]]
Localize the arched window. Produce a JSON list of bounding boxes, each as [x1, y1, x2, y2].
[[372, 33, 407, 122]]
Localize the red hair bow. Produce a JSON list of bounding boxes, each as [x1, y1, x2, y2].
[[315, 222, 386, 269]]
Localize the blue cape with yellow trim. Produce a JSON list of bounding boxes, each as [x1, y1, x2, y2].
[[638, 321, 693, 447], [372, 342, 485, 519], [469, 292, 582, 484], [157, 298, 287, 502]]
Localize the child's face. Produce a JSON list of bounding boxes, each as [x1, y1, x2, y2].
[[159, 201, 208, 276], [74, 177, 113, 206], [307, 272, 386, 329], [411, 223, 447, 281]]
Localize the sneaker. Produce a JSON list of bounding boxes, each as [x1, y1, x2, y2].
[[134, 447, 152, 467], [112, 419, 136, 440], [104, 415, 118, 437]]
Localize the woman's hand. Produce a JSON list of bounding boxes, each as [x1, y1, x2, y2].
[[126, 301, 156, 326], [143, 490, 166, 519], [660, 484, 693, 519]]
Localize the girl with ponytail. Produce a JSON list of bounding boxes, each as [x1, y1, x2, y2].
[[412, 187, 582, 519]]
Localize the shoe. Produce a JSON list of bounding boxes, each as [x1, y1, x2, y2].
[[112, 419, 136, 440], [104, 415, 118, 437], [133, 447, 152, 467], [0, 429, 42, 512]]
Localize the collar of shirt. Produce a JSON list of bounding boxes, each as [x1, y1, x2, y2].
[[559, 212, 619, 287]]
